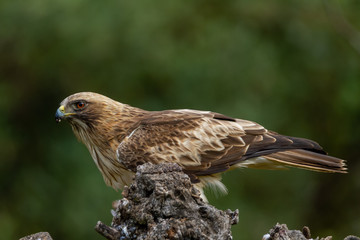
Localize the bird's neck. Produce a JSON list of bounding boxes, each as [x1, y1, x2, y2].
[[74, 103, 148, 153], [71, 103, 148, 189]]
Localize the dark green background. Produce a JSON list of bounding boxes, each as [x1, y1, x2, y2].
[[1, 0, 359, 239]]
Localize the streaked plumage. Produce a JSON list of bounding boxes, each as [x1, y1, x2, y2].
[[55, 92, 346, 199]]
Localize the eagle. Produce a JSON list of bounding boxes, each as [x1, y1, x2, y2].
[[55, 92, 346, 199]]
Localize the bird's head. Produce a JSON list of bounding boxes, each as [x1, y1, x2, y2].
[[56, 92, 97, 123], [55, 92, 121, 128], [55, 92, 146, 143]]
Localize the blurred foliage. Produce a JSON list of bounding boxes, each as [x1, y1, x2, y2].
[[0, 0, 360, 239]]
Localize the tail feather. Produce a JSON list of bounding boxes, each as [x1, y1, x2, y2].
[[264, 149, 347, 173]]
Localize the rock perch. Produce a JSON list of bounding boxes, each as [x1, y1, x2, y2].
[[95, 163, 239, 240]]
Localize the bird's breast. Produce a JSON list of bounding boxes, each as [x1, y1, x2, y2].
[[72, 123, 134, 189]]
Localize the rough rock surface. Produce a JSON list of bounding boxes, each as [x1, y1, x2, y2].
[[95, 163, 239, 240], [19, 232, 53, 240], [263, 223, 360, 240]]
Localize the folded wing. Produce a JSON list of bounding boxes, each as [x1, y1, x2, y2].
[[116, 109, 347, 184]]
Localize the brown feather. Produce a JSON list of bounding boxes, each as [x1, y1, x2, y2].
[[264, 149, 347, 173]]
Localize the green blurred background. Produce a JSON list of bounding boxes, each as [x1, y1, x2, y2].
[[1, 0, 360, 239]]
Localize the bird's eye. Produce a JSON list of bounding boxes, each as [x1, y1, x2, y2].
[[74, 101, 86, 110]]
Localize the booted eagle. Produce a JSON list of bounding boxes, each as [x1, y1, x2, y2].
[[55, 92, 346, 198]]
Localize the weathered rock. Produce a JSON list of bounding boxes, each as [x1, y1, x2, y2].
[[95, 163, 239, 240], [263, 223, 360, 240], [19, 232, 53, 240]]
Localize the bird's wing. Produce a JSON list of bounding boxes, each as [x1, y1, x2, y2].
[[117, 110, 250, 179], [117, 109, 346, 183]]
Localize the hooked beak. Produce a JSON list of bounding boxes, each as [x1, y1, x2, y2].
[[55, 105, 74, 123]]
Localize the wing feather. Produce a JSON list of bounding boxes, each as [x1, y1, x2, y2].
[[116, 109, 347, 184], [117, 110, 250, 172]]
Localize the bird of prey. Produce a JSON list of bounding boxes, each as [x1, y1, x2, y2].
[[55, 92, 346, 199]]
